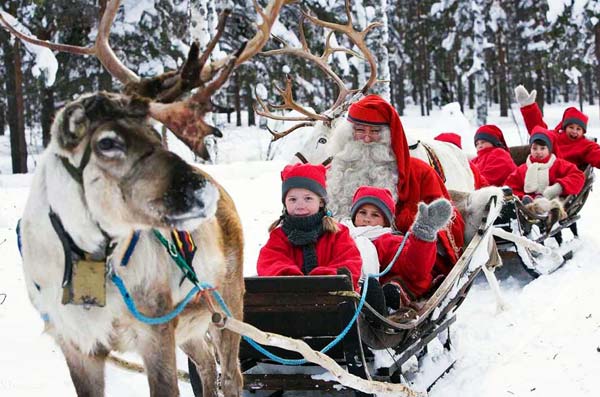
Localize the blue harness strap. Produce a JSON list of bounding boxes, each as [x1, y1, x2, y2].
[[120, 231, 141, 267]]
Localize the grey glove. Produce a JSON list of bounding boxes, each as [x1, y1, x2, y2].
[[514, 85, 537, 107], [411, 199, 453, 242], [543, 183, 563, 199]]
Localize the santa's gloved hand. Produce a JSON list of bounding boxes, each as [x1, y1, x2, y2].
[[411, 199, 453, 242], [543, 183, 563, 199], [514, 85, 537, 107]]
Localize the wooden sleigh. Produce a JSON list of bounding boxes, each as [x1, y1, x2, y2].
[[187, 196, 503, 396], [493, 145, 595, 277]]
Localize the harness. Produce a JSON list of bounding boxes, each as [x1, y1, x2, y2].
[[411, 141, 446, 183]]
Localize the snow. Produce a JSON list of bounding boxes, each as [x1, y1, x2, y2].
[[2, 102, 600, 396]]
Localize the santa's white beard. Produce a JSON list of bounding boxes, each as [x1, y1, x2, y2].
[[327, 140, 399, 219]]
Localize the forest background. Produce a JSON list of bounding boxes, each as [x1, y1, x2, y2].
[[1, 0, 599, 173]]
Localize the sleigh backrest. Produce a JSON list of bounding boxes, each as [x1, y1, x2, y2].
[[240, 275, 358, 362]]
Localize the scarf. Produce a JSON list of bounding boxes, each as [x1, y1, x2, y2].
[[281, 211, 325, 275], [524, 154, 556, 194]]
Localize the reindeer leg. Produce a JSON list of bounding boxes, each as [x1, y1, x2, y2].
[[181, 338, 218, 397], [209, 288, 244, 397], [58, 339, 107, 397], [136, 292, 180, 397]]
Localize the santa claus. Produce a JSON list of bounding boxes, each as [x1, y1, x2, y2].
[[326, 95, 465, 275]]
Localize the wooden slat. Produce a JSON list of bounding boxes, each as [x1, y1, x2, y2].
[[244, 275, 353, 293], [244, 373, 340, 391]]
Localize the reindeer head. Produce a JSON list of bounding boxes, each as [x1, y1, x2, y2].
[[52, 92, 218, 234]]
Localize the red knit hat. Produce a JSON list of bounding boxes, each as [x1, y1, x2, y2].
[[560, 107, 588, 132], [530, 126, 558, 155], [347, 95, 410, 203], [474, 124, 508, 150], [281, 163, 327, 202], [350, 186, 395, 227], [435, 132, 462, 149]]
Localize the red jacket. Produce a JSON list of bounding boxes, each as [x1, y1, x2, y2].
[[395, 158, 465, 277], [521, 103, 600, 170], [504, 155, 585, 199], [256, 224, 362, 290], [373, 233, 436, 298], [471, 147, 517, 186]]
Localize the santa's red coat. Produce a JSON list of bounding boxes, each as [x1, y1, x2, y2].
[[256, 224, 362, 290], [372, 232, 436, 298], [521, 103, 600, 170], [469, 160, 490, 189], [471, 147, 517, 187], [504, 155, 585, 199], [394, 158, 465, 277]]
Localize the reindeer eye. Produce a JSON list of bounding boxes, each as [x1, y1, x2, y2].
[[318, 137, 327, 144], [96, 136, 125, 157]]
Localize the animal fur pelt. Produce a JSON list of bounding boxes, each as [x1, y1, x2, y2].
[[450, 186, 505, 246]]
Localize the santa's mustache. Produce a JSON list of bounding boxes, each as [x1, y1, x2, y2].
[[336, 140, 396, 163]]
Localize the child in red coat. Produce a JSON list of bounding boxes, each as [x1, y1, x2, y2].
[[504, 127, 585, 203], [347, 186, 453, 311], [471, 125, 517, 186], [515, 85, 600, 170], [257, 163, 362, 290]]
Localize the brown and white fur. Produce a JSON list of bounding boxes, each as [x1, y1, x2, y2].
[[20, 92, 244, 397]]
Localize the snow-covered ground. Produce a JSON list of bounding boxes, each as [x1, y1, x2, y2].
[[1, 102, 600, 396]]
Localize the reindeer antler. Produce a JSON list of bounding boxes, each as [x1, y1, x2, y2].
[[256, 0, 382, 140], [0, 0, 288, 159]]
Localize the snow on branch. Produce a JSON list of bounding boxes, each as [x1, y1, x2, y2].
[[0, 11, 58, 86]]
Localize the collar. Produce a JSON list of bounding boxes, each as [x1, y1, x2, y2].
[[49, 209, 115, 288], [58, 144, 93, 185]]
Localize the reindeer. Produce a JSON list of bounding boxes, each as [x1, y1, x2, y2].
[[254, 0, 475, 192], [2, 1, 287, 396]]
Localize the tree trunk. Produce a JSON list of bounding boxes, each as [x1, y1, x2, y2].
[[468, 76, 475, 110], [233, 72, 242, 126], [41, 86, 55, 147], [457, 73, 464, 113], [497, 32, 508, 117], [578, 76, 584, 112], [535, 66, 544, 113], [585, 66, 594, 105], [595, 22, 600, 117], [244, 83, 255, 126], [2, 32, 28, 173], [0, 101, 5, 136]]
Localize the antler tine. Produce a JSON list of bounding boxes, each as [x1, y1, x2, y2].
[[301, 3, 382, 95], [267, 121, 315, 141], [0, 0, 140, 85], [253, 87, 315, 122]]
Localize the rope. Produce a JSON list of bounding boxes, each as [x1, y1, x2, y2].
[[111, 273, 208, 325], [112, 228, 409, 365]]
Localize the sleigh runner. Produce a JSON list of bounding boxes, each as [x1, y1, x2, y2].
[[185, 195, 503, 396]]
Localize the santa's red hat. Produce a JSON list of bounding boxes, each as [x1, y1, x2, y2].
[[281, 163, 327, 202], [350, 186, 395, 227], [474, 124, 508, 150], [347, 95, 410, 203], [560, 107, 588, 132], [435, 132, 462, 149]]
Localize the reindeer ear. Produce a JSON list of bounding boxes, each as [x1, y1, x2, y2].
[[54, 101, 90, 150]]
